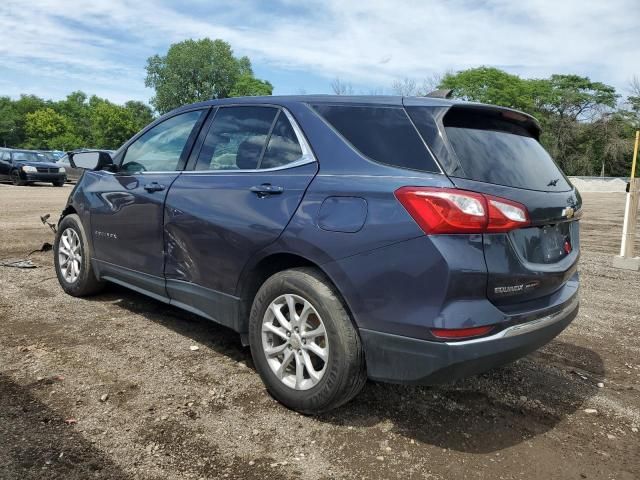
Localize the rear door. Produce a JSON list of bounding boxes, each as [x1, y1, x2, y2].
[[406, 102, 581, 305], [164, 105, 318, 328], [87, 108, 207, 297]]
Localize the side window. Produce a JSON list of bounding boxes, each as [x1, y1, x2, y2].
[[0, 151, 9, 161], [260, 112, 304, 169], [195, 106, 278, 170], [312, 104, 440, 173], [122, 110, 203, 173]]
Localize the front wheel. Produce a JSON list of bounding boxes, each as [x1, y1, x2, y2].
[[11, 170, 26, 186], [54, 214, 104, 296], [52, 180, 65, 187], [249, 268, 366, 414]]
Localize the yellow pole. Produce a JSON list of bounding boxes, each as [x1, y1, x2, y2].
[[619, 130, 640, 259]]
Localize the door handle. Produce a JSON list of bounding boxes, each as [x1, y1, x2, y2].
[[250, 183, 284, 197], [144, 182, 166, 193]]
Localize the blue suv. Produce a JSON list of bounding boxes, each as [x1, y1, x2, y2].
[[55, 96, 581, 413]]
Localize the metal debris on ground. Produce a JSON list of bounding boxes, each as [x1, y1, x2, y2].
[[0, 242, 54, 268], [0, 259, 38, 269]]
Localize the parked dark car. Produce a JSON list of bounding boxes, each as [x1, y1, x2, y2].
[[0, 148, 66, 186], [57, 150, 114, 183], [54, 96, 581, 413]]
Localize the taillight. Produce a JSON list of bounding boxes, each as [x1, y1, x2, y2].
[[431, 325, 494, 340], [395, 187, 530, 234]]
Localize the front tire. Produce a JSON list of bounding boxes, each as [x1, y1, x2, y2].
[[52, 180, 65, 187], [11, 170, 26, 186], [249, 268, 366, 414], [54, 214, 104, 296]]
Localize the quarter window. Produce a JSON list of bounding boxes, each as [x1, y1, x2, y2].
[[261, 112, 304, 169], [122, 110, 203, 173], [311, 104, 440, 173], [195, 106, 278, 170]]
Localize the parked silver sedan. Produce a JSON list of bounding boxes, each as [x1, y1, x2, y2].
[[58, 151, 114, 182]]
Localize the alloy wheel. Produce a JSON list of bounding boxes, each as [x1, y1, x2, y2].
[[58, 228, 82, 283], [261, 294, 329, 390]]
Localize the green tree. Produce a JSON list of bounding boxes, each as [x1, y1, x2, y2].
[[89, 97, 137, 149], [0, 96, 20, 147], [3, 94, 50, 147], [24, 107, 82, 150], [54, 91, 91, 142], [1, 92, 156, 150], [535, 75, 618, 121], [145, 38, 272, 114], [228, 75, 273, 97], [439, 67, 537, 112], [438, 67, 628, 175], [124, 100, 155, 130], [533, 75, 618, 173]]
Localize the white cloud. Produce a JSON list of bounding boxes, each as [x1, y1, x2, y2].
[[0, 0, 638, 102]]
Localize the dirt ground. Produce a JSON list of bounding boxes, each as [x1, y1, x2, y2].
[[0, 183, 638, 480]]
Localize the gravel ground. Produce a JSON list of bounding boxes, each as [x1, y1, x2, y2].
[[0, 183, 639, 480]]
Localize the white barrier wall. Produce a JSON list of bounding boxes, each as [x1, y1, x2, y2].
[[568, 177, 628, 193]]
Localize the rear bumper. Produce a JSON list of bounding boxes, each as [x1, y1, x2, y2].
[[360, 292, 579, 384]]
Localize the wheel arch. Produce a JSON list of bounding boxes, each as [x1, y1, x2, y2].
[[235, 252, 358, 338], [60, 204, 78, 220]]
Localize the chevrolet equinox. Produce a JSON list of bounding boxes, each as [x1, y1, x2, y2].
[[55, 96, 581, 413]]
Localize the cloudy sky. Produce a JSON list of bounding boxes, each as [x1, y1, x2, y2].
[[1, 0, 638, 105]]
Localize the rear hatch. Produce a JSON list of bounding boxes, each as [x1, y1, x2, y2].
[[406, 102, 581, 306]]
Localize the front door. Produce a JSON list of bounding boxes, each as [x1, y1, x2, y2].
[[164, 106, 318, 327], [0, 151, 12, 180], [87, 108, 207, 298]]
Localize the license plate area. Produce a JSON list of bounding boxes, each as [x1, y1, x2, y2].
[[510, 222, 573, 264]]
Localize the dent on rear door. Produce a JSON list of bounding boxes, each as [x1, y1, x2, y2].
[[163, 163, 318, 292]]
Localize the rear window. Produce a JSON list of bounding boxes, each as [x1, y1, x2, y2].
[[311, 104, 439, 173], [433, 107, 569, 191]]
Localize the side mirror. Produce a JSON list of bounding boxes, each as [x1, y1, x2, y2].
[[69, 151, 114, 171]]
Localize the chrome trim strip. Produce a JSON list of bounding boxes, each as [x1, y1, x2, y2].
[[180, 155, 316, 175], [93, 157, 316, 176], [281, 108, 315, 159], [445, 295, 579, 346]]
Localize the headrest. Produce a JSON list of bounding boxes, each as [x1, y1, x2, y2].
[[235, 136, 264, 170]]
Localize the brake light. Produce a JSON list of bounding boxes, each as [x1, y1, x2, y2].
[[431, 325, 494, 340], [395, 187, 530, 234]]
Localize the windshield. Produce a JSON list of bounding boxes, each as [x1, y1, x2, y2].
[[41, 152, 59, 162], [13, 152, 46, 162]]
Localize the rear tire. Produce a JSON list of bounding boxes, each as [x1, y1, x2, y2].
[[249, 267, 366, 414], [54, 214, 105, 296], [11, 170, 26, 186]]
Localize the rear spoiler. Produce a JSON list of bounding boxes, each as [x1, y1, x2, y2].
[[425, 89, 454, 99], [443, 104, 542, 139]]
